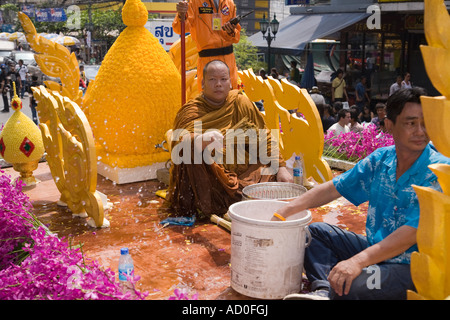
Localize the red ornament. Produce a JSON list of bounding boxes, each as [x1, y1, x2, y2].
[[11, 100, 23, 111], [19, 137, 35, 157], [0, 137, 5, 157]]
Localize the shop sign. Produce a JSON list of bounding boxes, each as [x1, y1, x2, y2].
[[405, 15, 424, 30], [285, 0, 310, 4], [346, 14, 404, 33], [145, 20, 175, 51], [21, 5, 35, 19], [36, 8, 67, 23]]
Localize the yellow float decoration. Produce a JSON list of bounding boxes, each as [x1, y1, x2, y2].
[[81, 0, 181, 183], [407, 0, 450, 300], [32, 85, 108, 228], [0, 83, 44, 186], [82, 0, 181, 183], [238, 69, 332, 184]]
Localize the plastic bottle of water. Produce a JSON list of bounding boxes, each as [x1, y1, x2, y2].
[[293, 156, 303, 185], [118, 247, 134, 291]]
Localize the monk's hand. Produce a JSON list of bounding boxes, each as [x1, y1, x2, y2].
[[195, 130, 224, 152], [276, 166, 293, 183], [177, 1, 188, 18], [327, 258, 363, 297], [222, 21, 235, 36]]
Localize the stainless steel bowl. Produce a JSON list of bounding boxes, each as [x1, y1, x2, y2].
[[242, 182, 307, 201]]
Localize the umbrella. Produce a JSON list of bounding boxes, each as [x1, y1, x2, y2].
[[300, 51, 316, 90], [8, 32, 24, 41], [55, 36, 80, 46], [17, 34, 28, 44], [39, 33, 60, 41], [0, 33, 10, 40]]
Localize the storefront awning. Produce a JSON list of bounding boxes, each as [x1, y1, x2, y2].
[[248, 12, 369, 56]]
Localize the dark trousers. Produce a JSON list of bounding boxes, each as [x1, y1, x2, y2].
[[2, 93, 9, 111], [304, 222, 416, 300]]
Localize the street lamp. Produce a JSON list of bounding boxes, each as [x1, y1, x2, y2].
[[260, 13, 279, 73]]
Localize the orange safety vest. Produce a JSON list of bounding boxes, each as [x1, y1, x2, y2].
[[173, 0, 241, 90]]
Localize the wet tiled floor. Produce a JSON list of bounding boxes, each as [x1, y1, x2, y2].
[[2, 162, 367, 300]]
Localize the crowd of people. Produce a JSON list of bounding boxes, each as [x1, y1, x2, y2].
[[311, 71, 414, 137], [0, 59, 40, 125]]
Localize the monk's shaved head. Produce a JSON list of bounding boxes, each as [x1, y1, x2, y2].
[[203, 60, 230, 79]]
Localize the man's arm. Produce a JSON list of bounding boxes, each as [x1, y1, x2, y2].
[[344, 84, 349, 101], [331, 79, 336, 102], [355, 85, 362, 102], [365, 90, 370, 103], [328, 225, 417, 296], [221, 3, 241, 43], [272, 180, 341, 220], [173, 1, 192, 34]]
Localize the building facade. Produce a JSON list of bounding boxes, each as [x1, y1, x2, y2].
[[250, 0, 450, 104]]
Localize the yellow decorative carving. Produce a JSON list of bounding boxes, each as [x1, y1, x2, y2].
[[168, 34, 199, 74], [32, 86, 106, 228], [407, 0, 450, 300], [168, 35, 199, 101], [420, 96, 450, 158], [18, 12, 83, 106], [238, 69, 332, 183]]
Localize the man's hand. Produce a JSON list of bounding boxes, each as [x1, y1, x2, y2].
[[222, 21, 235, 36], [327, 258, 363, 297], [176, 1, 189, 18], [269, 180, 341, 222], [276, 166, 293, 183]]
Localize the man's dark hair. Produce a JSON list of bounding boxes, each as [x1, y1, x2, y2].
[[350, 108, 359, 121], [333, 101, 343, 112], [291, 60, 297, 67], [324, 104, 333, 116], [337, 108, 349, 120], [336, 69, 343, 76], [386, 87, 427, 123], [203, 60, 230, 79]]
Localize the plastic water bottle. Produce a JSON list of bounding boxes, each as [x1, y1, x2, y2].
[[293, 156, 303, 185], [118, 248, 134, 289]]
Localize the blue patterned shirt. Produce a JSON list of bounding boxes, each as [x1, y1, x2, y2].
[[333, 144, 450, 264]]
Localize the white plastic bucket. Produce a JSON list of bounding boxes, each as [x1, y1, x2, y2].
[[228, 200, 312, 299]]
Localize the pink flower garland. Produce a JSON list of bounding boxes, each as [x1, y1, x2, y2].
[[324, 123, 394, 162], [0, 171, 148, 300]]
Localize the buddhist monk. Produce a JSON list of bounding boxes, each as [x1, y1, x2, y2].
[[167, 60, 292, 217]]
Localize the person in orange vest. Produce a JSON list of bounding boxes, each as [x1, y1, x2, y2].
[[173, 0, 241, 91]]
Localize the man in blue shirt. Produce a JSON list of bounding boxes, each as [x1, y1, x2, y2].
[[355, 75, 370, 114], [274, 87, 450, 300]]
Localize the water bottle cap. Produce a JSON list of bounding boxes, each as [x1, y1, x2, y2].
[[120, 247, 129, 255], [295, 156, 300, 160]]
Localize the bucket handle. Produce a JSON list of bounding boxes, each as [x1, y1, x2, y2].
[[304, 225, 312, 248]]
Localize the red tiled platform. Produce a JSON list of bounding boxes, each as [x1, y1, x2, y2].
[[2, 162, 367, 300]]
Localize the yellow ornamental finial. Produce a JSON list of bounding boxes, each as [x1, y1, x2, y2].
[[11, 81, 22, 111], [122, 0, 148, 27]]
